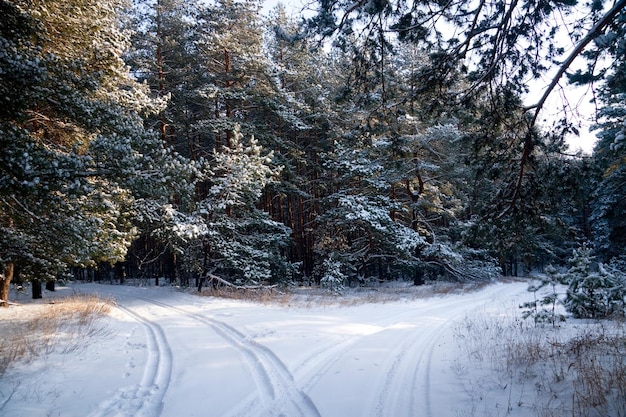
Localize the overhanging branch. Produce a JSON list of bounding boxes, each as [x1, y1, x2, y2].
[[525, 0, 626, 125], [507, 0, 626, 213]]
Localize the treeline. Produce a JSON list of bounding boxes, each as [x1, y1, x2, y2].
[[1, 0, 625, 301]]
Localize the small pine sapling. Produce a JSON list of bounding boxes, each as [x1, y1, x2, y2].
[[320, 256, 346, 293], [521, 265, 566, 326], [597, 263, 626, 317], [563, 244, 626, 318]]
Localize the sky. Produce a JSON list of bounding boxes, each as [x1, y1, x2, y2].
[[262, 0, 310, 16]]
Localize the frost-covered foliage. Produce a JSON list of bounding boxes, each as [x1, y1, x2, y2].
[[563, 244, 626, 319], [0, 0, 199, 299], [591, 107, 626, 262], [521, 265, 567, 326], [313, 116, 503, 283], [315, 192, 427, 283], [378, 122, 500, 281], [155, 127, 291, 285], [587, 13, 626, 263], [90, 132, 201, 205], [200, 127, 291, 283], [314, 137, 422, 282], [208, 128, 278, 209], [339, 195, 426, 254], [1, 127, 137, 279], [319, 255, 347, 293]]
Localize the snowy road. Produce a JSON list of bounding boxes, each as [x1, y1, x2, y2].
[[0, 281, 529, 417]]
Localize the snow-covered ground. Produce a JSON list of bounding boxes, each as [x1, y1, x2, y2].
[[0, 281, 562, 417]]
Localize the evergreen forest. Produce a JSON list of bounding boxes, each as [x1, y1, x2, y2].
[[2, 0, 626, 303]]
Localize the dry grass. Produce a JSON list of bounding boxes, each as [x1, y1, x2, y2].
[[453, 310, 626, 417], [197, 279, 492, 307], [0, 295, 112, 376]]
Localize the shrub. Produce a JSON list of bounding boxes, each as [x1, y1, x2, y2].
[[563, 244, 626, 319], [521, 265, 567, 326]]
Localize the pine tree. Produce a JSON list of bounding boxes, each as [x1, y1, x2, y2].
[[563, 244, 626, 318], [319, 255, 347, 293], [521, 265, 567, 326], [262, 4, 337, 280], [305, 1, 626, 278], [159, 126, 291, 287], [588, 41, 626, 262], [125, 0, 210, 156], [0, 0, 198, 303]]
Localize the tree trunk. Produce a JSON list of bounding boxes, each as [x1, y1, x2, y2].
[[413, 268, 424, 286], [46, 280, 55, 292], [1, 262, 14, 307], [32, 279, 42, 299], [197, 276, 205, 292], [156, 0, 167, 145]]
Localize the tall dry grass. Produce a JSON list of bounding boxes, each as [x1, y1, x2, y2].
[[0, 295, 111, 376], [197, 280, 491, 307], [453, 311, 626, 417]]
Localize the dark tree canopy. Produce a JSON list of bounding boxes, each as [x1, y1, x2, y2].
[[2, 0, 625, 303]]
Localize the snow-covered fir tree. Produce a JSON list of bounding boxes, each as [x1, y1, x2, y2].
[[563, 244, 626, 319], [521, 265, 567, 326], [0, 0, 199, 303], [159, 126, 291, 287]]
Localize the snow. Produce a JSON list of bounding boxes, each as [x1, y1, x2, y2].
[[0, 281, 555, 417]]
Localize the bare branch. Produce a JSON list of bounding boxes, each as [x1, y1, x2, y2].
[[203, 273, 279, 291]]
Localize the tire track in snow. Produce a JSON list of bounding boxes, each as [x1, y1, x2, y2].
[[372, 316, 447, 417], [372, 311, 466, 417], [333, 305, 467, 417], [375, 282, 526, 417], [291, 282, 524, 417], [81, 281, 526, 417], [415, 283, 525, 417], [295, 293, 475, 394], [87, 303, 173, 417], [292, 303, 442, 387], [272, 294, 476, 417], [137, 297, 321, 417]]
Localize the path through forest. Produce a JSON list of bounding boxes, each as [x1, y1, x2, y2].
[[0, 281, 530, 417]]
